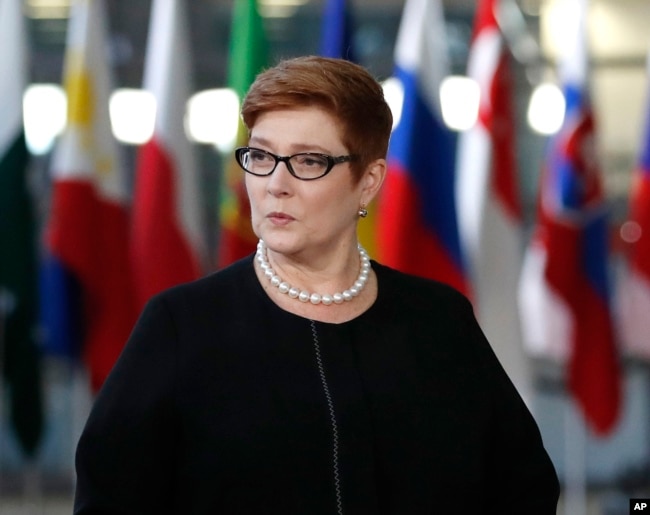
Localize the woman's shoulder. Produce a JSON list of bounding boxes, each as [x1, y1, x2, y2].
[[372, 260, 471, 311], [149, 255, 257, 312]]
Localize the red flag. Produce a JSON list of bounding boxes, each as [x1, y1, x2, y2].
[[131, 0, 205, 311], [518, 0, 620, 434], [455, 0, 531, 402], [45, 0, 137, 391]]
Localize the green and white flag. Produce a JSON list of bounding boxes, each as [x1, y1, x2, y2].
[[0, 0, 44, 458]]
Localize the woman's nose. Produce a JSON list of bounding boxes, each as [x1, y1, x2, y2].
[[266, 160, 294, 196]]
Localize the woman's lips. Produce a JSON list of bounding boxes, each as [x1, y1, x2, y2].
[[267, 212, 295, 226]]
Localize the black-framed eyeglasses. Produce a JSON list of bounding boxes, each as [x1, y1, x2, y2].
[[234, 147, 356, 181]]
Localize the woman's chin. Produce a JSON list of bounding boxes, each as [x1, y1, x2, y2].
[[259, 233, 301, 254]]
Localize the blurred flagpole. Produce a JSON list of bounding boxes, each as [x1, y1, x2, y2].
[[377, 0, 469, 296], [617, 49, 650, 361], [217, 0, 269, 268], [455, 0, 532, 405], [131, 0, 206, 312], [0, 288, 10, 497]]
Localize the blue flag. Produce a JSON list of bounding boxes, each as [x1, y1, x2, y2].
[[319, 0, 355, 61]]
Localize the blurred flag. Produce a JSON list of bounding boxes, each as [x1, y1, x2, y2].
[[455, 0, 531, 402], [518, 0, 620, 434], [43, 0, 137, 392], [217, 0, 268, 267], [319, 0, 379, 256], [131, 0, 205, 311], [0, 0, 44, 457], [617, 52, 650, 360], [377, 0, 469, 296], [320, 0, 355, 61]]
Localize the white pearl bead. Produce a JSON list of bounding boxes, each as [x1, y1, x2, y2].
[[256, 239, 371, 308]]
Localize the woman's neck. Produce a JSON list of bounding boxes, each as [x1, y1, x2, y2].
[[254, 240, 378, 324]]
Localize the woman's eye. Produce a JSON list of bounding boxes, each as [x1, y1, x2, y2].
[[297, 155, 327, 167], [250, 150, 271, 162]]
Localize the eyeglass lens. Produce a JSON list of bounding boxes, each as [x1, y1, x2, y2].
[[241, 148, 331, 180]]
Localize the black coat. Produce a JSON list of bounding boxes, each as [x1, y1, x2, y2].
[[74, 257, 559, 514]]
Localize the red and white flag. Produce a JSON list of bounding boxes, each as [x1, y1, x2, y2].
[[131, 0, 205, 310], [455, 0, 531, 402], [45, 0, 137, 391]]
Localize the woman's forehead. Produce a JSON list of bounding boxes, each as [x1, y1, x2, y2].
[[249, 107, 346, 152]]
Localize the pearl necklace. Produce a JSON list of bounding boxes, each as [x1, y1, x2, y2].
[[256, 239, 371, 305]]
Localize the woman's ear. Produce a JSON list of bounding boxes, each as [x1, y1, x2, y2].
[[360, 158, 387, 205]]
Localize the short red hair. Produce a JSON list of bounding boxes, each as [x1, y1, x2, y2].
[[241, 56, 393, 182]]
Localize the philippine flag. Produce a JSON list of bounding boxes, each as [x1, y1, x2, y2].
[[377, 0, 469, 296], [617, 52, 650, 360], [130, 0, 206, 311], [43, 0, 137, 391], [518, 0, 620, 435]]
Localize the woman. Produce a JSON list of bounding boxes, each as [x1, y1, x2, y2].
[[74, 56, 559, 514]]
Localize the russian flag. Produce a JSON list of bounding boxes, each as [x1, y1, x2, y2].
[[455, 0, 531, 403], [377, 0, 469, 296], [130, 0, 206, 312], [518, 0, 620, 435], [42, 0, 138, 392], [618, 51, 650, 360]]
